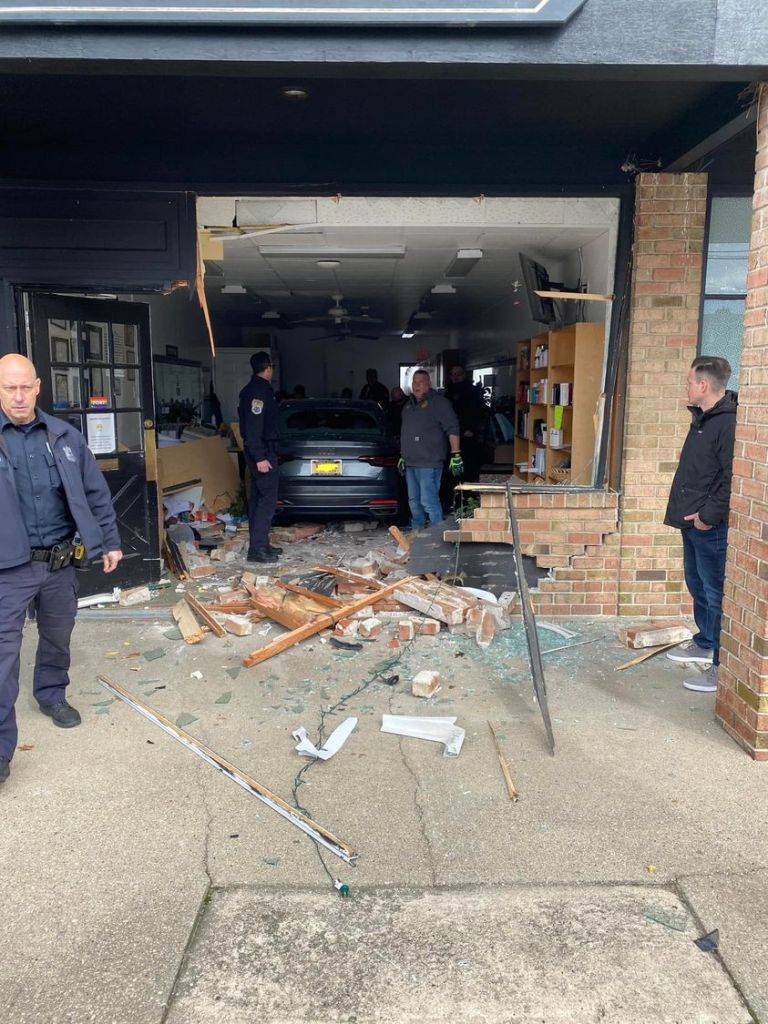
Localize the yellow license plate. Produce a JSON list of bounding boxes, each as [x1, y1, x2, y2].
[[311, 460, 342, 476]]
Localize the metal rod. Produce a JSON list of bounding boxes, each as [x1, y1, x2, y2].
[[505, 483, 556, 756], [98, 674, 358, 864]]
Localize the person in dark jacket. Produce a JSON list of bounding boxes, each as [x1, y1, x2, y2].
[[664, 355, 737, 693], [238, 351, 282, 565], [445, 365, 490, 482], [399, 369, 462, 529], [359, 368, 389, 408], [0, 354, 122, 786]]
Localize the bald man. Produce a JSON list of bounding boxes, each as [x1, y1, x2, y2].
[[0, 354, 122, 785]]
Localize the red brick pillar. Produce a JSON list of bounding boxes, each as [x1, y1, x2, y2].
[[619, 172, 707, 616], [716, 85, 768, 760]]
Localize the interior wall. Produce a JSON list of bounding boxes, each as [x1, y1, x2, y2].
[[143, 288, 213, 368], [276, 329, 451, 398]]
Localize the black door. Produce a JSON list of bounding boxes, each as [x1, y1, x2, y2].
[[24, 293, 160, 595]]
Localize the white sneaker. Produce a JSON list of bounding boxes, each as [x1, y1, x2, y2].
[[667, 639, 714, 664], [683, 665, 718, 692]]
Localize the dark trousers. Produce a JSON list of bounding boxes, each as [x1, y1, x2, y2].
[[0, 561, 78, 761], [681, 522, 728, 665], [248, 465, 280, 551]]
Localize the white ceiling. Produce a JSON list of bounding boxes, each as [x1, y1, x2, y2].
[[201, 198, 616, 337]]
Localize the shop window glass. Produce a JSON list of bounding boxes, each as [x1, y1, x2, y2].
[[51, 367, 81, 410], [84, 366, 112, 408], [112, 323, 139, 365], [704, 197, 752, 295], [82, 321, 109, 362], [114, 368, 140, 409], [48, 319, 78, 363], [700, 299, 744, 391], [116, 411, 143, 452]]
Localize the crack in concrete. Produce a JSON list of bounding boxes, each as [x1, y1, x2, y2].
[[397, 737, 437, 887]]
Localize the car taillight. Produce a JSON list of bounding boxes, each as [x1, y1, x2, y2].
[[357, 455, 397, 467]]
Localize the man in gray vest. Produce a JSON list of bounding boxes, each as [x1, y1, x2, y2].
[[0, 354, 122, 786]]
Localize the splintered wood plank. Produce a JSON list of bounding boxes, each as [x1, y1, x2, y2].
[[172, 599, 205, 644], [388, 525, 411, 553], [184, 592, 227, 638], [275, 580, 345, 609], [243, 576, 417, 668]]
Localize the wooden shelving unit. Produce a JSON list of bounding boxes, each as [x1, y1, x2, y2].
[[513, 322, 605, 485]]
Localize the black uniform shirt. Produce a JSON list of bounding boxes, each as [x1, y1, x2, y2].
[[0, 415, 76, 547]]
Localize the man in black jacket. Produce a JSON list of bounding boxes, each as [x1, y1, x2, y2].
[[664, 356, 737, 693], [238, 352, 282, 564]]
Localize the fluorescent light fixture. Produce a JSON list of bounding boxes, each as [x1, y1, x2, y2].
[[316, 260, 341, 268], [431, 283, 457, 294], [261, 311, 281, 319], [221, 284, 248, 294], [259, 246, 406, 259], [402, 331, 416, 339], [444, 248, 483, 278]]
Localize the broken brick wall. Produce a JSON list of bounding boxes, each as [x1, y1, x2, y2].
[[716, 84, 768, 760], [450, 490, 620, 615], [617, 171, 708, 618]]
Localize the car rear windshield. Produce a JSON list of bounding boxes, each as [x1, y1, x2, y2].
[[280, 407, 384, 439]]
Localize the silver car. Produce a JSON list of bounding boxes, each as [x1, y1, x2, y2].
[[276, 399, 400, 520]]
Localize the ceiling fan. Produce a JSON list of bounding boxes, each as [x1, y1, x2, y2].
[[291, 294, 384, 328], [306, 323, 381, 342]]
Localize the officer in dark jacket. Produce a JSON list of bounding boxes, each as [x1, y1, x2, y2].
[[0, 354, 122, 786], [238, 351, 282, 564], [664, 356, 737, 693], [445, 364, 490, 482]]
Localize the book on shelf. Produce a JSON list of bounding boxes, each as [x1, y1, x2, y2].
[[551, 382, 572, 406]]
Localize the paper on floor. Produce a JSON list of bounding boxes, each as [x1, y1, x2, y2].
[[292, 717, 358, 761]]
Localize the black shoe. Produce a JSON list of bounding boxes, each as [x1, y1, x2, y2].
[[266, 544, 283, 556], [0, 757, 9, 784], [247, 548, 278, 564], [38, 700, 82, 729]]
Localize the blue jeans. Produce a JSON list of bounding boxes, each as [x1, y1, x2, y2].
[[681, 522, 728, 665], [405, 467, 443, 528]]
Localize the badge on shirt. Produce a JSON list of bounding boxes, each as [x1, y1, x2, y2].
[[251, 399, 264, 416], [420, 400, 429, 409], [62, 445, 76, 462]]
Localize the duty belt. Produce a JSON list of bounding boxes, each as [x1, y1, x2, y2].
[[29, 543, 75, 570]]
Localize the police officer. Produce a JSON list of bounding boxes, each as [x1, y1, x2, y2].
[[0, 354, 122, 786], [238, 351, 282, 564]]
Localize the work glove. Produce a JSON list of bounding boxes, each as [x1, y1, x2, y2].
[[449, 452, 464, 477], [397, 457, 406, 476]]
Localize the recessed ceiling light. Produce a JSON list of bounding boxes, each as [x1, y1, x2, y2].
[[261, 311, 281, 319], [431, 284, 457, 294], [316, 260, 341, 268], [413, 311, 432, 320], [220, 284, 247, 294], [402, 331, 416, 339], [281, 86, 309, 101]]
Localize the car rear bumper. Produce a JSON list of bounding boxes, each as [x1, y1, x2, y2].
[[276, 481, 399, 519]]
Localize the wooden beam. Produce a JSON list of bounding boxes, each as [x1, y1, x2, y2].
[[488, 721, 519, 802], [172, 599, 204, 644], [614, 642, 679, 672], [534, 290, 614, 302], [184, 592, 226, 638], [246, 594, 315, 631], [243, 576, 417, 668]]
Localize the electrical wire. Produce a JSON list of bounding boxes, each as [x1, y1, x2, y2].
[[288, 531, 464, 894]]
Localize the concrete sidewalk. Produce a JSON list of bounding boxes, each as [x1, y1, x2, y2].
[[1, 609, 766, 1023]]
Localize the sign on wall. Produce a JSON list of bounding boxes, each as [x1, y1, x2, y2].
[[0, 0, 588, 27]]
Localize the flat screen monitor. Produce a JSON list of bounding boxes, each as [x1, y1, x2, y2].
[[519, 252, 560, 326]]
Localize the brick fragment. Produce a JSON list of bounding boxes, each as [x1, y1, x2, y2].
[[333, 618, 359, 637], [358, 617, 382, 638], [398, 620, 415, 641], [476, 610, 496, 648], [412, 670, 441, 697]]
